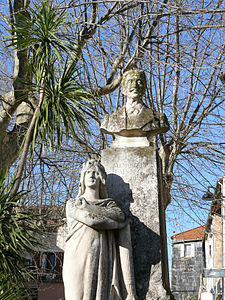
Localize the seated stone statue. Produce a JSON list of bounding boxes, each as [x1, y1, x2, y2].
[[63, 158, 136, 300], [100, 69, 169, 141]]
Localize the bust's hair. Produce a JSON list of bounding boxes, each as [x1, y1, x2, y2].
[[121, 69, 147, 89], [77, 158, 108, 199]]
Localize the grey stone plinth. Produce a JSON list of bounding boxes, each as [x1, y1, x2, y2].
[[101, 146, 171, 300]]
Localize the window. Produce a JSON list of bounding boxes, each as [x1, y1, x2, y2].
[[179, 243, 195, 257], [30, 251, 63, 282], [184, 243, 193, 257], [40, 252, 56, 272], [174, 244, 182, 257]]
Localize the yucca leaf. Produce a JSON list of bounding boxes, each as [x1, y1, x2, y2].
[[0, 170, 41, 299]]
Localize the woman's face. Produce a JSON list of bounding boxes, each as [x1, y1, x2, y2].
[[84, 166, 101, 189]]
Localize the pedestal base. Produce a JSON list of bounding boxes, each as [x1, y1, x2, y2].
[[102, 146, 171, 300], [111, 135, 151, 148]]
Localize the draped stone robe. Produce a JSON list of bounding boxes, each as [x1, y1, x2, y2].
[[63, 198, 136, 300]]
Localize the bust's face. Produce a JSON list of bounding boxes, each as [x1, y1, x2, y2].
[[122, 72, 146, 100]]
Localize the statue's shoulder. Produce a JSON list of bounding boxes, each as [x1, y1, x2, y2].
[[66, 197, 76, 207], [102, 106, 125, 122], [67, 197, 75, 203], [139, 105, 154, 119], [153, 110, 170, 130], [100, 106, 126, 134], [141, 105, 169, 124], [67, 197, 85, 207]]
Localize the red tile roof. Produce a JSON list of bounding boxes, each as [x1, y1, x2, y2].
[[171, 225, 205, 241]]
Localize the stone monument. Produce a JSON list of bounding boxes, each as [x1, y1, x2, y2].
[[63, 158, 137, 300], [101, 69, 169, 148], [101, 70, 172, 300]]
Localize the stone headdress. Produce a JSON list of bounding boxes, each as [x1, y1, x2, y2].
[[77, 157, 108, 199]]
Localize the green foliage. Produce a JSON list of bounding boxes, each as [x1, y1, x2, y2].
[[10, 1, 98, 150], [190, 296, 198, 300], [33, 61, 96, 149], [0, 277, 25, 300], [12, 1, 70, 67], [0, 171, 40, 299]]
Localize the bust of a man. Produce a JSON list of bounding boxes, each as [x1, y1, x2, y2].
[[100, 69, 169, 140]]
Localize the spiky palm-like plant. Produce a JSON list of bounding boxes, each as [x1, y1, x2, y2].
[[0, 171, 40, 299], [9, 1, 98, 195], [1, 2, 98, 297]]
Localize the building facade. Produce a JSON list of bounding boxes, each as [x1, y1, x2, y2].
[[171, 226, 205, 300], [25, 206, 67, 300], [202, 177, 224, 299]]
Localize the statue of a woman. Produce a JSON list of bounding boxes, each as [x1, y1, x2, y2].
[[63, 158, 136, 300]]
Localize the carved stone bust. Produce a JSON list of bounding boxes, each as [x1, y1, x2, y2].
[[100, 70, 169, 141]]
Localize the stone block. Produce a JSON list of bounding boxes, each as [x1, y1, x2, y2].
[[102, 146, 172, 300]]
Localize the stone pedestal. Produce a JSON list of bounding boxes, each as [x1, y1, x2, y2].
[[102, 146, 171, 300]]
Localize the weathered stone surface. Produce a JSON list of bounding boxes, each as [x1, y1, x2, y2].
[[102, 146, 171, 300], [100, 105, 169, 139], [63, 158, 136, 300], [171, 240, 203, 300], [100, 69, 169, 140], [110, 136, 151, 148]]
